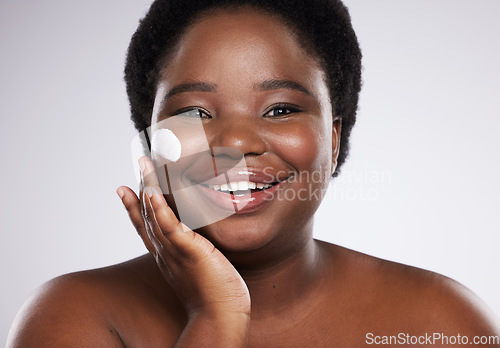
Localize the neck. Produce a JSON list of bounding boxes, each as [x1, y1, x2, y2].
[[226, 228, 330, 320]]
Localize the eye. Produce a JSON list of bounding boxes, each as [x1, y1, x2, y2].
[[173, 108, 212, 119], [263, 103, 301, 118]]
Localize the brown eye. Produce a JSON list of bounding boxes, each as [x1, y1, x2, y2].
[[174, 108, 212, 119], [263, 104, 301, 118]]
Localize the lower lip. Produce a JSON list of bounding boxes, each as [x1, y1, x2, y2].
[[195, 181, 286, 214]]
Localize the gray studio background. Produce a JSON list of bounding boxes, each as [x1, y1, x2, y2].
[[1, 0, 499, 343]]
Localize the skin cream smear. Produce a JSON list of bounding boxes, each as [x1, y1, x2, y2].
[[151, 128, 181, 162], [130, 127, 181, 186]]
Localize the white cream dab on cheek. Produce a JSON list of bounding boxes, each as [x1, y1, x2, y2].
[[151, 128, 182, 162]]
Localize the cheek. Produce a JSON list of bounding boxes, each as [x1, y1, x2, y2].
[[269, 119, 332, 176], [176, 130, 209, 158], [158, 118, 210, 157]]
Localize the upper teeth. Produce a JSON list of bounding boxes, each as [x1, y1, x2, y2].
[[208, 181, 273, 191]]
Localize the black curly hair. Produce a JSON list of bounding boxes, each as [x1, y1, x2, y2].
[[125, 0, 362, 177]]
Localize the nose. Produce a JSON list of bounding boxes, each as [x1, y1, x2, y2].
[[207, 114, 267, 158]]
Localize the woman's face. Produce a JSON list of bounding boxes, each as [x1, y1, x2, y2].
[[150, 8, 341, 258]]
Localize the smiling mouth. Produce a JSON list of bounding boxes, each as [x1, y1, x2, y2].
[[199, 180, 280, 196]]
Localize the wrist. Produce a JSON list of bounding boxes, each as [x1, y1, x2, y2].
[[190, 308, 251, 327], [177, 310, 250, 348], [186, 298, 251, 318]]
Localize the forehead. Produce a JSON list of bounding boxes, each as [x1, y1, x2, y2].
[[158, 7, 326, 89]]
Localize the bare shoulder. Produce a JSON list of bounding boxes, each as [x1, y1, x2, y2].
[[319, 241, 500, 343], [7, 268, 125, 347], [7, 254, 185, 348]]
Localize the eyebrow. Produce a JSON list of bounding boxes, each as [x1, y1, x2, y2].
[[163, 82, 218, 100], [254, 79, 313, 96], [162, 79, 312, 103]]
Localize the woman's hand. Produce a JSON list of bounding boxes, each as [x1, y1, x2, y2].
[[116, 156, 250, 346]]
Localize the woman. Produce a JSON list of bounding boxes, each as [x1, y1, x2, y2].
[[7, 0, 500, 346]]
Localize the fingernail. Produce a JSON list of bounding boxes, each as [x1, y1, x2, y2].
[[116, 188, 125, 199]]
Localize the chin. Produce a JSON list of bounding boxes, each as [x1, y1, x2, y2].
[[195, 216, 276, 254]]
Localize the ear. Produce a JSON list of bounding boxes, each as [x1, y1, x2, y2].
[[331, 117, 342, 176]]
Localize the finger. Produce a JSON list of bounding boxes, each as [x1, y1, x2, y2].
[[140, 169, 161, 249], [146, 189, 214, 257], [141, 156, 215, 257], [139, 158, 177, 243], [145, 187, 185, 237], [139, 156, 166, 247], [139, 156, 161, 190], [116, 186, 155, 254], [143, 191, 171, 251], [142, 192, 187, 280], [142, 204, 160, 255]]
